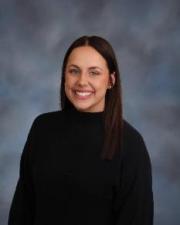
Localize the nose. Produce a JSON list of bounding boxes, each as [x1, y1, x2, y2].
[[77, 72, 88, 86]]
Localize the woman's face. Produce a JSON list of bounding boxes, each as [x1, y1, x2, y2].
[[64, 46, 115, 112]]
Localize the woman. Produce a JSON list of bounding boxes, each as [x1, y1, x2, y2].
[[8, 35, 154, 225]]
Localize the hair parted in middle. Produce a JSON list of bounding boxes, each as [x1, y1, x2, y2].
[[60, 35, 123, 160]]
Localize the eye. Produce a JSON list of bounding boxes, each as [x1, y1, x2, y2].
[[68, 68, 79, 75], [89, 70, 100, 76]]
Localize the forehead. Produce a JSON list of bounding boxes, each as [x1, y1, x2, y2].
[[67, 46, 108, 68]]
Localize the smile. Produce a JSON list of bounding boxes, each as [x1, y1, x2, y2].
[[74, 91, 94, 99]]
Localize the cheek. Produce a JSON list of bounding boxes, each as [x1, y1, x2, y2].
[[65, 75, 74, 88], [96, 77, 109, 90]]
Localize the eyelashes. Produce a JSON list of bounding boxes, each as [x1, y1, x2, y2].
[[68, 69, 101, 76], [69, 69, 79, 75]]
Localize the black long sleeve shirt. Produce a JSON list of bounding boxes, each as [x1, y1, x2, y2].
[[8, 106, 154, 225]]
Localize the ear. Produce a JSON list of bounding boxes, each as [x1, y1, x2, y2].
[[108, 72, 116, 88]]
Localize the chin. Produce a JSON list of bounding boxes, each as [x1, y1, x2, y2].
[[72, 102, 94, 112], [74, 104, 92, 111]]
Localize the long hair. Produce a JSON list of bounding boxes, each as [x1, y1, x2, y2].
[[60, 36, 123, 160]]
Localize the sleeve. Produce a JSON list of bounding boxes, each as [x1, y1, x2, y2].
[[112, 133, 154, 225], [8, 118, 39, 225]]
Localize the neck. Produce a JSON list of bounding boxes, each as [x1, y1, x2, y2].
[[63, 105, 104, 122]]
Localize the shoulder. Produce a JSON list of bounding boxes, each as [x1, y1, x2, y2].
[[123, 119, 145, 148], [122, 119, 151, 165], [35, 110, 62, 121], [29, 110, 65, 134]]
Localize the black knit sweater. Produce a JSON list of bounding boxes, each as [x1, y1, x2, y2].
[[8, 106, 153, 225]]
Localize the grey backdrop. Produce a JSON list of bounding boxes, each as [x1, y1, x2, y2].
[[0, 0, 180, 224]]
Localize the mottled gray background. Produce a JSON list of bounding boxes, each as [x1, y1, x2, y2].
[[0, 0, 180, 224]]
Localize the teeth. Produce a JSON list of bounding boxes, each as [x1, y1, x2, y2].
[[75, 91, 92, 96]]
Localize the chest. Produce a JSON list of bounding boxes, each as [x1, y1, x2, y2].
[[32, 126, 120, 201]]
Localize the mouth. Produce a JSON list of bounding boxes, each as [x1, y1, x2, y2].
[[73, 90, 94, 100]]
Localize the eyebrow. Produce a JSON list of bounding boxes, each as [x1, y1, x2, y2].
[[68, 64, 103, 71]]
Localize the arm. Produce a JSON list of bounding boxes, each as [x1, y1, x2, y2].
[[112, 133, 154, 225], [8, 118, 38, 225]]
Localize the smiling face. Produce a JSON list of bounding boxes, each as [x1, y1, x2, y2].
[[64, 46, 115, 112]]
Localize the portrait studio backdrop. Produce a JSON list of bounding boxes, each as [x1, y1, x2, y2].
[[0, 0, 180, 225]]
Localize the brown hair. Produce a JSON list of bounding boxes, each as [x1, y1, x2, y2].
[[60, 35, 123, 160]]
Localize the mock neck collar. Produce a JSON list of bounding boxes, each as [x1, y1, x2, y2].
[[62, 105, 104, 122]]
